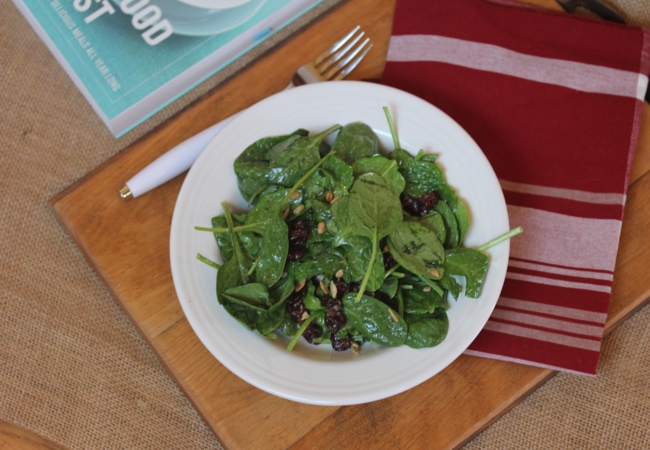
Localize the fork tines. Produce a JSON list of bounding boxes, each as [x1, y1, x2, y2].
[[315, 26, 373, 81]]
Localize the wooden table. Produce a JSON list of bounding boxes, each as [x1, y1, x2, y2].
[[22, 0, 650, 448]]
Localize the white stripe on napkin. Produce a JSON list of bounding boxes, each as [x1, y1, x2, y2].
[[490, 308, 605, 337], [499, 180, 626, 205], [638, 74, 649, 100], [387, 35, 648, 100], [497, 297, 608, 324], [508, 205, 621, 272], [508, 260, 614, 282], [482, 321, 602, 351], [506, 272, 611, 293]]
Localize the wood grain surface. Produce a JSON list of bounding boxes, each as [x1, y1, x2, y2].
[[0, 420, 67, 450], [47, 0, 650, 449]]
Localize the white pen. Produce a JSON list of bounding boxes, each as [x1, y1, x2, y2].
[[118, 113, 238, 200]]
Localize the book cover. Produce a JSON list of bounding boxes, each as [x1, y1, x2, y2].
[[13, 0, 322, 136]]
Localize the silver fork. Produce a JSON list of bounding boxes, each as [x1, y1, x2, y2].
[[292, 25, 372, 85], [119, 27, 372, 200]]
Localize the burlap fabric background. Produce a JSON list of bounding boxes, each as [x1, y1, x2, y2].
[[575, 0, 650, 28], [1, 0, 649, 448]]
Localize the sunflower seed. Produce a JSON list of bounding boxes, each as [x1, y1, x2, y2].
[[330, 281, 338, 298], [319, 280, 329, 294], [294, 279, 306, 292]]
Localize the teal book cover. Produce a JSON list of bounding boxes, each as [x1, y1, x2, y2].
[[13, 0, 322, 135]]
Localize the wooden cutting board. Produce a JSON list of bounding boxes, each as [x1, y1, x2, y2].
[[49, 0, 650, 448]]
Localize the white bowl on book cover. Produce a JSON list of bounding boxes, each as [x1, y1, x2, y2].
[[176, 0, 254, 11], [158, 0, 265, 36], [115, 0, 266, 36], [169, 81, 510, 405]]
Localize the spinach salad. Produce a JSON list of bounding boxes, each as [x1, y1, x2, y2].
[[196, 108, 522, 353]]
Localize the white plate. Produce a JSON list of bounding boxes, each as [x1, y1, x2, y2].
[[170, 81, 510, 405]]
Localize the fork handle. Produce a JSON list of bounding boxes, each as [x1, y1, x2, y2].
[[120, 82, 295, 200]]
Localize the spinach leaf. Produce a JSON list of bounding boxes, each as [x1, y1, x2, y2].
[[302, 284, 325, 313], [347, 173, 402, 298], [244, 187, 290, 225], [323, 154, 354, 193], [302, 154, 353, 199], [269, 273, 295, 304], [405, 309, 449, 348], [237, 231, 262, 259], [435, 200, 460, 249], [444, 248, 489, 298], [420, 153, 438, 163], [217, 262, 288, 335], [222, 293, 286, 336], [398, 158, 457, 204], [286, 246, 346, 281], [233, 130, 308, 202], [342, 293, 407, 347], [415, 211, 446, 245], [218, 281, 282, 333], [216, 190, 289, 287], [280, 311, 300, 337], [304, 198, 334, 224], [330, 196, 357, 247], [343, 235, 385, 291], [387, 221, 444, 279], [268, 125, 341, 187], [402, 284, 446, 315], [389, 148, 413, 167], [268, 142, 320, 187], [331, 122, 379, 165], [254, 207, 288, 287], [348, 173, 402, 241], [224, 283, 272, 309], [454, 197, 470, 245], [210, 213, 262, 263], [264, 134, 303, 161], [438, 270, 461, 300], [378, 276, 399, 299], [223, 203, 252, 284], [211, 214, 234, 262], [216, 257, 241, 305], [318, 140, 331, 158], [353, 155, 405, 196]]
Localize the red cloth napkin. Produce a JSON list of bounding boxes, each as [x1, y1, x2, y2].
[[381, 0, 650, 375]]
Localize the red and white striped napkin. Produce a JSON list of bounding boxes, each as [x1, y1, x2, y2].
[[381, 0, 650, 375]]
